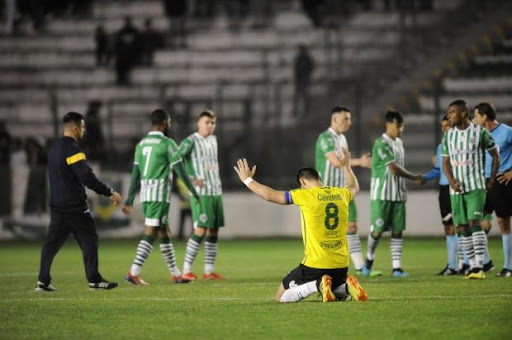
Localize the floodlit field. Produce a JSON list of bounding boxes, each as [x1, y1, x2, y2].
[[0, 238, 510, 339]]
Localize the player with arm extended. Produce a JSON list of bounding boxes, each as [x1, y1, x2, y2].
[[36, 112, 122, 292], [315, 106, 380, 276], [122, 109, 200, 285], [442, 100, 500, 279], [418, 115, 465, 275], [473, 102, 512, 277], [362, 110, 422, 278], [180, 110, 226, 281], [234, 149, 368, 303]]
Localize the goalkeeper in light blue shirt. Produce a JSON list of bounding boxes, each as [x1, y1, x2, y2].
[[473, 102, 512, 277]]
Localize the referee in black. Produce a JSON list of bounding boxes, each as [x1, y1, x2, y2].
[[35, 112, 122, 291]]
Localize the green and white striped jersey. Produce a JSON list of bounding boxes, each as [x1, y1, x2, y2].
[[370, 133, 406, 201], [315, 128, 349, 187], [133, 131, 181, 203], [442, 122, 496, 194], [179, 133, 222, 196]]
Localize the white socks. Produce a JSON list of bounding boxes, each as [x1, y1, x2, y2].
[[280, 281, 318, 303]]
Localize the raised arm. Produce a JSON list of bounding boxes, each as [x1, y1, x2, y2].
[[339, 148, 360, 197], [234, 158, 288, 205]]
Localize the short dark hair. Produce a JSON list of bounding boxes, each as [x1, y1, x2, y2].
[[448, 99, 468, 115], [151, 109, 170, 125], [198, 109, 216, 120], [331, 106, 350, 115], [474, 102, 496, 120], [62, 112, 84, 126], [385, 110, 404, 124], [296, 167, 320, 186]]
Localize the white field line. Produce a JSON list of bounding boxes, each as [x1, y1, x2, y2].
[[2, 297, 273, 302], [1, 294, 511, 303], [0, 272, 76, 277]]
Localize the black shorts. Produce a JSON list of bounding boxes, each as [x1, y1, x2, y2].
[[282, 263, 348, 290], [484, 179, 512, 218], [438, 185, 453, 225]]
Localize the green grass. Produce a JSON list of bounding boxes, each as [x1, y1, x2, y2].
[[0, 238, 510, 339]]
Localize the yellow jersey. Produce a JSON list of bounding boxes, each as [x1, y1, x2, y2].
[[286, 186, 352, 269]]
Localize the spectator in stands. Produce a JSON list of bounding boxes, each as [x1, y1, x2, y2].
[[138, 18, 164, 66], [16, 0, 45, 32], [114, 16, 139, 85], [0, 120, 11, 165], [81, 100, 105, 161], [0, 121, 11, 216], [24, 137, 47, 214], [4, 0, 16, 34], [163, 0, 188, 48], [193, 0, 215, 18], [418, 0, 433, 11], [293, 45, 314, 118], [302, 0, 324, 27], [70, 0, 93, 18], [95, 23, 109, 66], [225, 0, 250, 30], [250, 0, 273, 28], [10, 138, 27, 165]]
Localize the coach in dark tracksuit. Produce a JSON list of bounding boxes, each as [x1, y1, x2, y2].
[[35, 112, 122, 291]]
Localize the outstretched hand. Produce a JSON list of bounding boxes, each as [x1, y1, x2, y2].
[[234, 158, 257, 182], [359, 152, 372, 168], [338, 147, 351, 168], [122, 205, 132, 215], [414, 176, 426, 186], [110, 191, 122, 205]]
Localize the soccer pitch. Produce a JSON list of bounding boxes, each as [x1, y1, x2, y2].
[[0, 238, 510, 339]]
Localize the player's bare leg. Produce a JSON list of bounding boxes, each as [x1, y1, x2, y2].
[[496, 216, 512, 277]]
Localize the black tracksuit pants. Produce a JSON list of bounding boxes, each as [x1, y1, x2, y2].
[[38, 211, 102, 284]]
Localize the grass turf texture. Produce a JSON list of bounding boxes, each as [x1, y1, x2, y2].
[[0, 238, 510, 339]]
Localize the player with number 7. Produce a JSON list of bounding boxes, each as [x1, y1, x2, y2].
[[122, 109, 200, 285]]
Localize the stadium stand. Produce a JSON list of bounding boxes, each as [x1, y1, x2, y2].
[[0, 0, 486, 187], [408, 8, 512, 179]]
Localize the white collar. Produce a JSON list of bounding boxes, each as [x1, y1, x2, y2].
[[194, 132, 213, 139], [148, 131, 164, 136], [382, 133, 396, 142], [328, 127, 343, 137], [454, 122, 474, 132]]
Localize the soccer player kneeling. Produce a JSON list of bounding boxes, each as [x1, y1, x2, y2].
[[234, 149, 368, 303]]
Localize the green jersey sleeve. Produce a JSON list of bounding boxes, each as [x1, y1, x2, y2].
[[167, 139, 182, 165], [124, 164, 141, 206], [318, 133, 336, 155], [374, 139, 395, 165], [481, 128, 496, 150], [178, 136, 194, 158], [441, 132, 449, 156]]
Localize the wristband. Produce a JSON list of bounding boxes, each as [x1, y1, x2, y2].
[[243, 178, 253, 186]]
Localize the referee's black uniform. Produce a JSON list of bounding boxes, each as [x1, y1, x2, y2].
[[37, 136, 113, 286]]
